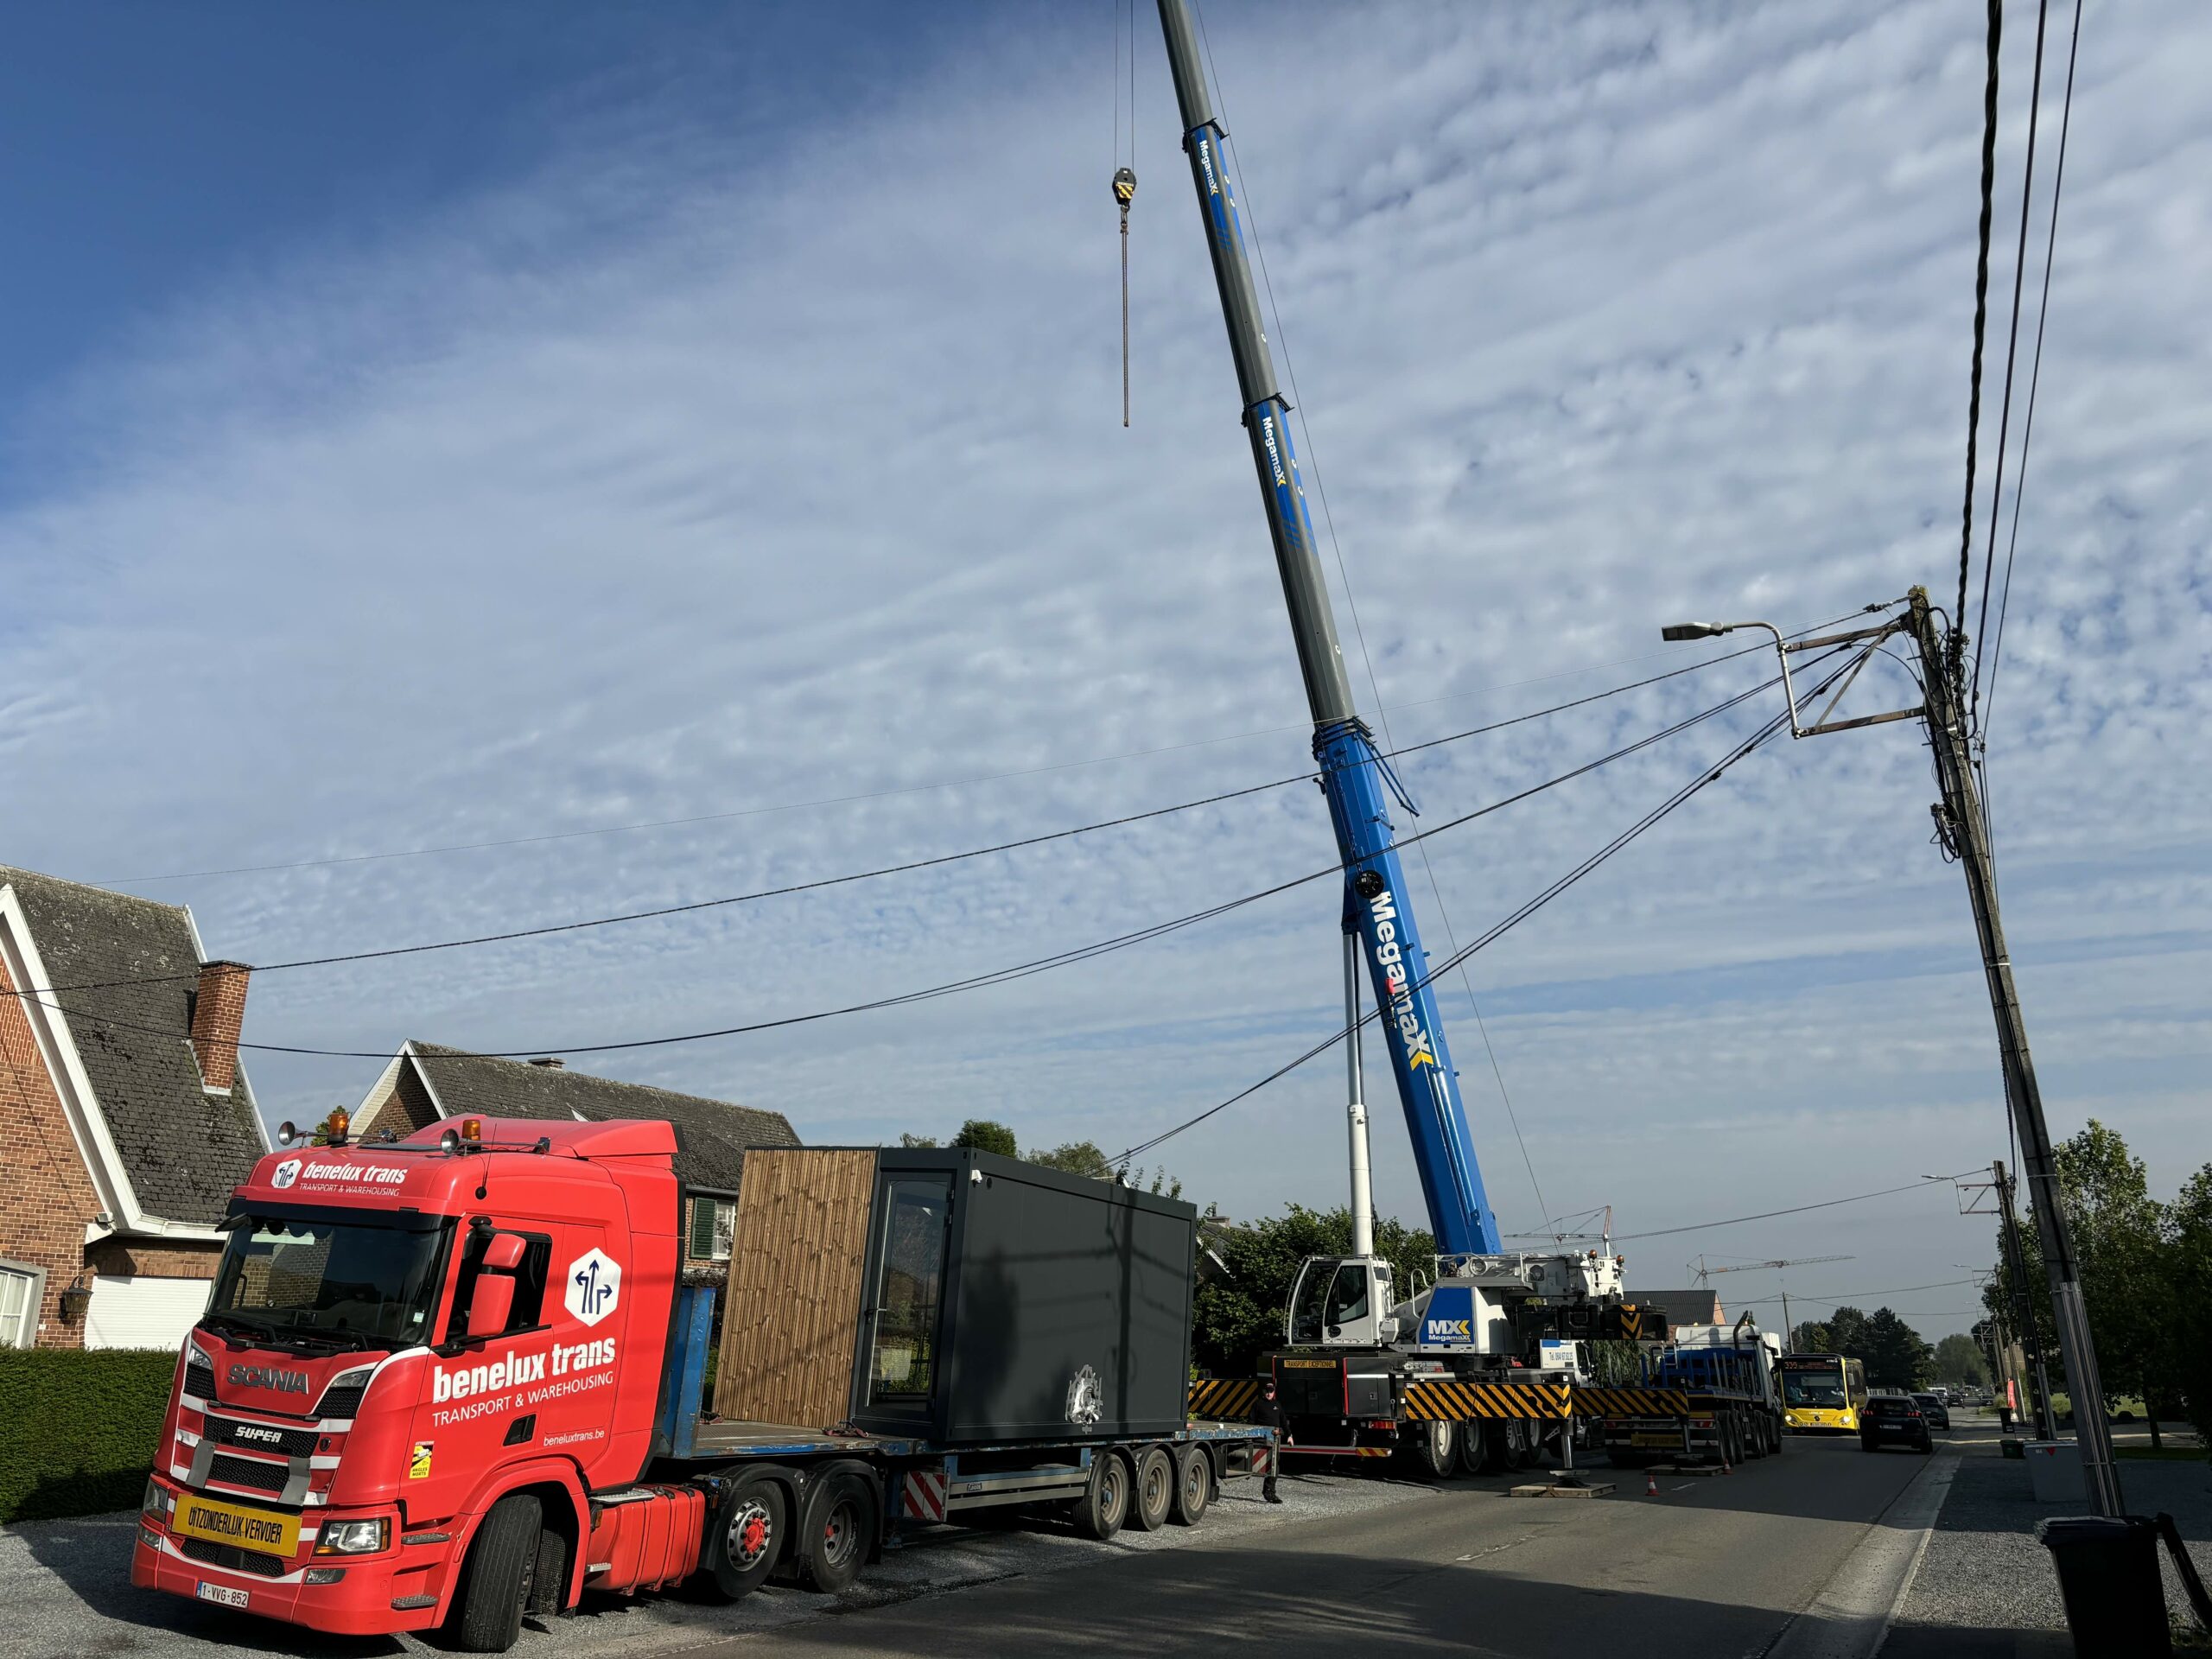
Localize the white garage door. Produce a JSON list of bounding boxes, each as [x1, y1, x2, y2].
[[84, 1274, 211, 1351]]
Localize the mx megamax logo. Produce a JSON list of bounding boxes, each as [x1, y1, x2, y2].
[[1420, 1284, 1478, 1349], [1365, 888, 1441, 1071]]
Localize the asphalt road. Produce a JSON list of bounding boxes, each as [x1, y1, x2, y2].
[[1, 1431, 1967, 1659], [686, 1433, 1954, 1659]]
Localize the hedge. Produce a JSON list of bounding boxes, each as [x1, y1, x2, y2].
[[0, 1349, 177, 1524]]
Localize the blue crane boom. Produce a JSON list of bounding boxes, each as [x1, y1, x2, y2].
[[1153, 0, 1501, 1255]]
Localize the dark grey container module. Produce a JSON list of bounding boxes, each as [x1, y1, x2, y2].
[[849, 1147, 1197, 1443]]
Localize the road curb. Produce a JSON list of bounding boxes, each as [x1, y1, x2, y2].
[[1764, 1452, 1959, 1659]]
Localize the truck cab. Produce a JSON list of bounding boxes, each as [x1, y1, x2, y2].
[[132, 1116, 683, 1643]]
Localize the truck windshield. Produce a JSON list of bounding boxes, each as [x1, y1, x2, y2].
[[208, 1209, 448, 1351]]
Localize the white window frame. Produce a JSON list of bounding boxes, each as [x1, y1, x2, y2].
[[0, 1257, 48, 1350]]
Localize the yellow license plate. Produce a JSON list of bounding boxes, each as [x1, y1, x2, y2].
[[1631, 1433, 1679, 1448], [175, 1495, 299, 1557]]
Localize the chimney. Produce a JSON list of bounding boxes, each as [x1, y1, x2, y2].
[[528, 1057, 565, 1070], [190, 961, 251, 1093]]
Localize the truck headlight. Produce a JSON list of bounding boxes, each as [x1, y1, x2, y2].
[[141, 1478, 174, 1521], [315, 1518, 391, 1555]]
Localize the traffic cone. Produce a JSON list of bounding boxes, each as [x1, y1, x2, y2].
[[1722, 1451, 1733, 1474], [1645, 1471, 1659, 1497]]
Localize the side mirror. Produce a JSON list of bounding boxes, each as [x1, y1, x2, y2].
[[466, 1273, 516, 1338]]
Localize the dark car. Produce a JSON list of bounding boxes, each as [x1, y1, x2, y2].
[[1861, 1395, 1934, 1454], [1911, 1392, 1952, 1429]]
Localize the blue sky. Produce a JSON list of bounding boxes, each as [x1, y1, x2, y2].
[[3, 1, 2207, 1342]]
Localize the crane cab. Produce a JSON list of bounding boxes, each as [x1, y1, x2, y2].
[[1283, 1255, 1398, 1347]]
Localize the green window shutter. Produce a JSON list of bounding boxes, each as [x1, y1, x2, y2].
[[688, 1197, 717, 1260]]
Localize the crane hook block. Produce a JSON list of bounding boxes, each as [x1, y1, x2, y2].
[[1113, 166, 1137, 209]]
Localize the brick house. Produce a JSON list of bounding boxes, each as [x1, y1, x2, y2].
[[0, 864, 270, 1350], [348, 1042, 798, 1275]]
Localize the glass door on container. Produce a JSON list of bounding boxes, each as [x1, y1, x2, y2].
[[864, 1176, 952, 1415]]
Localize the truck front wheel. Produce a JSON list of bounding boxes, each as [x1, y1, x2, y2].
[[709, 1477, 786, 1600], [452, 1492, 543, 1653]]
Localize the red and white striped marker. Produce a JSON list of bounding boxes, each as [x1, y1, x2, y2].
[[1645, 1471, 1659, 1497], [901, 1469, 947, 1523]]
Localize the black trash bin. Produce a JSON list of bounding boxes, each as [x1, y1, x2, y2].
[[2037, 1515, 2170, 1658]]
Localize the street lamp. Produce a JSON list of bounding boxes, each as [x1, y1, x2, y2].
[[1659, 611, 1915, 741]]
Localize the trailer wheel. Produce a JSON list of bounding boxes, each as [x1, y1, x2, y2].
[[1129, 1446, 1174, 1532], [452, 1492, 542, 1653], [797, 1473, 872, 1594], [1074, 1450, 1131, 1541], [1168, 1446, 1211, 1525], [708, 1476, 787, 1601]]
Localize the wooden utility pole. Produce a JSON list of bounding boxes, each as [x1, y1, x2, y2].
[[1904, 587, 2122, 1515]]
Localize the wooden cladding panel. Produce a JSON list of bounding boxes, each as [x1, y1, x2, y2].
[[711, 1148, 876, 1428]]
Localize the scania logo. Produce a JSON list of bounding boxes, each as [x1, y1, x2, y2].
[[228, 1363, 310, 1395]]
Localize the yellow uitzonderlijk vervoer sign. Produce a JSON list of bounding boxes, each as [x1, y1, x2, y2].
[[174, 1495, 300, 1557]]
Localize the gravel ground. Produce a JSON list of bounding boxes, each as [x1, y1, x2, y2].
[[1885, 1444, 2212, 1653], [0, 1467, 1437, 1659]]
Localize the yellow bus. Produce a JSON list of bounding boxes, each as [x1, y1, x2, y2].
[[1779, 1353, 1868, 1433]]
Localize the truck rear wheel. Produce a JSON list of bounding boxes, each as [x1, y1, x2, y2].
[[1457, 1420, 1492, 1476], [1168, 1446, 1211, 1525], [453, 1492, 542, 1653], [1129, 1446, 1174, 1532], [709, 1476, 786, 1600], [797, 1472, 872, 1593], [1403, 1417, 1457, 1480]]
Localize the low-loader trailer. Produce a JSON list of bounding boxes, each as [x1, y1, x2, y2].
[[132, 1118, 1269, 1650], [1595, 1320, 1785, 1468]]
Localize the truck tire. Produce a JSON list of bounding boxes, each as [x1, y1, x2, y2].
[[1404, 1418, 1456, 1480], [1168, 1446, 1211, 1525], [1129, 1446, 1174, 1532], [452, 1492, 542, 1653], [527, 1522, 569, 1618], [1074, 1450, 1131, 1541], [1491, 1418, 1533, 1472], [797, 1472, 873, 1594], [1457, 1421, 1492, 1476], [1739, 1413, 1764, 1460], [708, 1475, 786, 1600]]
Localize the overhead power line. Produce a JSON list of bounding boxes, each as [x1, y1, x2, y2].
[[36, 662, 1815, 1065], [1969, 0, 2054, 736], [1611, 1168, 1984, 1243], [1103, 648, 1863, 1170], [23, 626, 1858, 1001], [1982, 0, 2087, 748], [1954, 0, 2004, 678], [91, 636, 1800, 889]]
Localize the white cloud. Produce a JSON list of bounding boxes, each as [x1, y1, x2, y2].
[[3, 0, 2207, 1340]]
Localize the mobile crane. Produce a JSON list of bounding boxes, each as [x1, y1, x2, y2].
[[1154, 0, 1652, 1477]]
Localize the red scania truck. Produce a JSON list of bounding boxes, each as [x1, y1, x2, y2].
[[131, 1116, 1269, 1649]]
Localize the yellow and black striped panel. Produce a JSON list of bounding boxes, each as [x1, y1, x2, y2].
[[1187, 1377, 1262, 1421], [1403, 1378, 1572, 1422], [1569, 1386, 1690, 1419]]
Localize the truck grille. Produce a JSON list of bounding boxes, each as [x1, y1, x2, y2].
[[203, 1415, 320, 1459], [207, 1453, 290, 1495], [315, 1380, 367, 1420], [179, 1535, 288, 1578]]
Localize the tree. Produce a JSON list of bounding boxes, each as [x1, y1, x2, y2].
[[895, 1133, 939, 1148], [1932, 1333, 1989, 1391], [1988, 1120, 2171, 1438], [1027, 1140, 1112, 1178], [950, 1119, 1019, 1157], [1796, 1306, 1872, 1361], [1192, 1205, 1435, 1376], [1859, 1308, 1934, 1391], [2164, 1161, 2212, 1454]]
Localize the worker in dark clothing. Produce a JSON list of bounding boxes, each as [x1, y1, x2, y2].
[[1255, 1380, 1287, 1503]]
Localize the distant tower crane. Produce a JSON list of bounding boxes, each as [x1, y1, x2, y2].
[[1689, 1254, 1854, 1287]]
